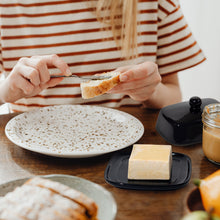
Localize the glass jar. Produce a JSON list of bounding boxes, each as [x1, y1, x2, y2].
[[202, 103, 220, 165]]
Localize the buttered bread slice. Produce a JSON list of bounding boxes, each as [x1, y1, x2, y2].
[[80, 71, 120, 99], [128, 144, 172, 180]]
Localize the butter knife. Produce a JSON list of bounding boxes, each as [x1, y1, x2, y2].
[[50, 74, 111, 80]]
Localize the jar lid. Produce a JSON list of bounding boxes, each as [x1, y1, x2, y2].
[[202, 103, 220, 129]]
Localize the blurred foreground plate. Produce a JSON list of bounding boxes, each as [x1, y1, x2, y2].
[[0, 174, 117, 220], [5, 105, 144, 158]]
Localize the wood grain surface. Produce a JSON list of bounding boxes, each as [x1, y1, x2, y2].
[[0, 107, 219, 220]]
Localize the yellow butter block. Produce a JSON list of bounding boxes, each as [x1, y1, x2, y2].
[[128, 144, 172, 180]]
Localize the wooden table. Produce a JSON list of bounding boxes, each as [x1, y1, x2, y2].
[[0, 107, 219, 220]]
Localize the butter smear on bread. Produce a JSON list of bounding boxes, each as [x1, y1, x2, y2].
[[80, 71, 120, 99]]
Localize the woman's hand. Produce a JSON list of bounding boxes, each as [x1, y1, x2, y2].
[[0, 54, 71, 103], [108, 61, 161, 102], [108, 61, 182, 108]]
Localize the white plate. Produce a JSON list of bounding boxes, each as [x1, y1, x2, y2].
[[0, 174, 117, 220], [5, 105, 144, 158]]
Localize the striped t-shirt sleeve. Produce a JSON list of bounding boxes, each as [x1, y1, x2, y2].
[[0, 41, 2, 73], [156, 0, 206, 75]]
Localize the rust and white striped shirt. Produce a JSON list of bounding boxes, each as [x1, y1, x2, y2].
[[0, 0, 206, 112]]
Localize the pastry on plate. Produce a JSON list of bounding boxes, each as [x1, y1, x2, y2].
[[0, 177, 98, 220]]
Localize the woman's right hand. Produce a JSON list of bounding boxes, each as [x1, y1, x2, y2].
[[0, 54, 71, 103]]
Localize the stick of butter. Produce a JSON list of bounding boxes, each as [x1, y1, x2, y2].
[[128, 144, 172, 180]]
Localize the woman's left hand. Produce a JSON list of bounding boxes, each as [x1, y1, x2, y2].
[[108, 61, 161, 102]]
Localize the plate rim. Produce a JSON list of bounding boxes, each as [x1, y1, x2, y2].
[[0, 174, 117, 220], [5, 105, 144, 158]]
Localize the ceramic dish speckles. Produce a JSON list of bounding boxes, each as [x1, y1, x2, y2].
[[0, 174, 117, 220], [5, 105, 144, 158]]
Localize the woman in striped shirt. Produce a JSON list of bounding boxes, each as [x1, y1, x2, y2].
[[0, 0, 205, 112]]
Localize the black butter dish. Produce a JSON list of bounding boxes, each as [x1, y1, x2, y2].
[[104, 151, 191, 191], [156, 97, 219, 146]]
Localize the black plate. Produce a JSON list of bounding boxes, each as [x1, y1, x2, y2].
[[104, 152, 191, 190]]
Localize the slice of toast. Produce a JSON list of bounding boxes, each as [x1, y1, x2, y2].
[[80, 71, 120, 99]]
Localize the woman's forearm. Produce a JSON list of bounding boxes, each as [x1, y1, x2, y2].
[[142, 73, 182, 109], [0, 81, 5, 105]]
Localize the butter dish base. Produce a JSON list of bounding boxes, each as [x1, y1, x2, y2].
[[104, 152, 191, 191]]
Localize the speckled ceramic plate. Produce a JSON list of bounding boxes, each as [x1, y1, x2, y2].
[[0, 174, 117, 220], [5, 105, 144, 158]]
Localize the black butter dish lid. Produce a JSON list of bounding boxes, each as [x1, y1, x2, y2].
[[156, 97, 219, 146], [104, 151, 191, 191]]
